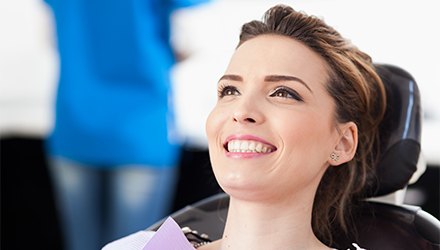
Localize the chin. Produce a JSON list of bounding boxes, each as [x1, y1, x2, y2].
[[217, 175, 273, 202]]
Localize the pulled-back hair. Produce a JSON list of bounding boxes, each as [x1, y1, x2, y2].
[[238, 5, 386, 245]]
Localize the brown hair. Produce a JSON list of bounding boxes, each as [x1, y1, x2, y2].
[[238, 5, 386, 245]]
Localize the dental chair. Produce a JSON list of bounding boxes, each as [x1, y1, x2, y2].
[[148, 64, 440, 249]]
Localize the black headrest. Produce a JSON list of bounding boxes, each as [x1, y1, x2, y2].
[[365, 64, 422, 197]]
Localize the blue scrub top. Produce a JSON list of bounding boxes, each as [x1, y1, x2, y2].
[[45, 0, 208, 167]]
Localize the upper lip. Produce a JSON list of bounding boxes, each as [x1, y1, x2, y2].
[[223, 134, 277, 151]]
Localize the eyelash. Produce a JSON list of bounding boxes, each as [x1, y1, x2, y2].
[[218, 84, 240, 98], [217, 84, 303, 102], [269, 86, 303, 101]]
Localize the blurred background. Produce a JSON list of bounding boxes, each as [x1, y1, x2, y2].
[[1, 0, 439, 249]]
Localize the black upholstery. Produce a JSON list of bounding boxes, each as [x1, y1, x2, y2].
[[366, 64, 422, 197], [149, 192, 440, 249], [148, 64, 440, 249], [335, 201, 440, 249]]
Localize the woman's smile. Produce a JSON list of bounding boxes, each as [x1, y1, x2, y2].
[[224, 134, 277, 158]]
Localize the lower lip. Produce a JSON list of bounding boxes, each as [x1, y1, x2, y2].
[[225, 151, 274, 159]]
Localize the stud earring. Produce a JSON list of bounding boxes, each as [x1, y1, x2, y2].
[[330, 152, 339, 162]]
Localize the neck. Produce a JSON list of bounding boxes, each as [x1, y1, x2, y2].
[[218, 193, 328, 250]]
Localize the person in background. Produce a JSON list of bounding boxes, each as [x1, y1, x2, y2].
[[43, 0, 209, 250]]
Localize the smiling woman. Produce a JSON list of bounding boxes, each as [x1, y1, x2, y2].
[[103, 4, 385, 250], [205, 35, 360, 250], [202, 5, 385, 250]]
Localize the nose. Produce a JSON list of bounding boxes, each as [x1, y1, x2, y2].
[[232, 98, 264, 125], [233, 114, 256, 123]]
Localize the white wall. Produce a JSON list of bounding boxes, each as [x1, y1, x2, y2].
[[0, 0, 57, 136]]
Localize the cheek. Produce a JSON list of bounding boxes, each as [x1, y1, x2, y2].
[[280, 114, 333, 163], [280, 115, 317, 142], [205, 107, 225, 147], [272, 116, 332, 194], [205, 107, 233, 188]]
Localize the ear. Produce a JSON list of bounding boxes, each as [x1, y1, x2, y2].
[[329, 122, 358, 166]]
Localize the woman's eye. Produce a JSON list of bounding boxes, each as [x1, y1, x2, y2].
[[218, 85, 240, 98], [269, 87, 303, 101]]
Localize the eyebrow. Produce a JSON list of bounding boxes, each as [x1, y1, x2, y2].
[[219, 74, 243, 82], [218, 74, 312, 93], [264, 75, 312, 93]]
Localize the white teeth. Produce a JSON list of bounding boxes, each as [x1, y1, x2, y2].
[[255, 143, 262, 152], [249, 142, 256, 151], [240, 141, 249, 151], [227, 140, 274, 153], [234, 140, 240, 149]]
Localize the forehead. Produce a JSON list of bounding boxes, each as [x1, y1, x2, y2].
[[226, 35, 330, 89]]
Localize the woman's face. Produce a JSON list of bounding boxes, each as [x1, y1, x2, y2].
[[206, 35, 341, 202]]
